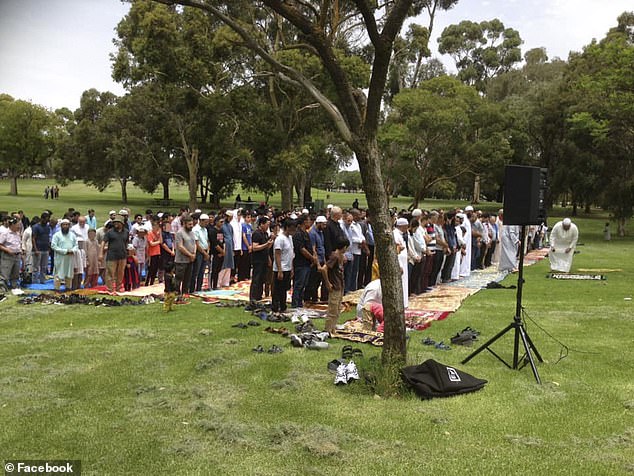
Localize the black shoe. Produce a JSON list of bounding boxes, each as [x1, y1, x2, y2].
[[267, 345, 284, 354]]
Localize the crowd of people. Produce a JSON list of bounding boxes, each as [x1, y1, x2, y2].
[[1, 203, 568, 325]]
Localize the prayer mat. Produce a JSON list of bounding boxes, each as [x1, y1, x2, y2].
[[577, 268, 622, 273], [548, 273, 606, 280], [96, 283, 165, 297], [331, 327, 384, 347], [405, 310, 451, 331], [408, 287, 479, 312], [444, 268, 507, 289], [341, 289, 364, 305]]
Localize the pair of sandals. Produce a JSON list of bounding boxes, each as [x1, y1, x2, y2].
[[422, 337, 451, 350], [450, 327, 480, 346], [252, 344, 283, 354], [341, 345, 364, 360], [232, 320, 261, 329], [264, 326, 289, 337]]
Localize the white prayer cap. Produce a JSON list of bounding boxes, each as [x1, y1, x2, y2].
[[157, 212, 164, 218], [226, 210, 234, 216], [199, 214, 209, 220], [194, 209, 202, 214], [465, 205, 474, 212], [127, 244, 135, 251], [59, 218, 70, 225], [327, 204, 333, 209], [119, 209, 129, 215], [412, 208, 422, 217], [109, 210, 116, 215], [396, 218, 409, 226], [315, 216, 327, 224], [563, 218, 572, 226], [302, 208, 309, 214], [290, 213, 298, 219]]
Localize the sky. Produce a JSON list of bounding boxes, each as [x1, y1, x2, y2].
[[0, 0, 632, 111]]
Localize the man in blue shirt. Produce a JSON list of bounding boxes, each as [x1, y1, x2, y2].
[[31, 212, 51, 284], [306, 215, 327, 303]]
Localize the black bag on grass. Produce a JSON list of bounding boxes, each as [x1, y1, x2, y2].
[[401, 359, 487, 399]]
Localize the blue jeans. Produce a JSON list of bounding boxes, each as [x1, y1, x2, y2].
[[344, 255, 361, 294], [291, 266, 312, 308], [190, 252, 209, 292]]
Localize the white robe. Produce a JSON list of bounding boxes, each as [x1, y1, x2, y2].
[[548, 221, 579, 272], [51, 231, 78, 279], [459, 214, 472, 277], [498, 225, 520, 273], [393, 229, 409, 309]]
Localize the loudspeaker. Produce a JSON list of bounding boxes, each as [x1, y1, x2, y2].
[[503, 165, 547, 225]]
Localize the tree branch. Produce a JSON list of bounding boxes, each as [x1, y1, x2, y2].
[[154, 0, 353, 142], [352, 0, 381, 46]]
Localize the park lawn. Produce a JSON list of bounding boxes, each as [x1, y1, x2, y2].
[[0, 178, 484, 219], [0, 207, 632, 475]]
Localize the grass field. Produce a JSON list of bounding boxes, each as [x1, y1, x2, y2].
[[1, 182, 633, 475]]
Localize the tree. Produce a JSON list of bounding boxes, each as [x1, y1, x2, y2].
[[564, 12, 634, 234], [381, 75, 512, 207], [153, 0, 419, 365], [438, 18, 522, 91], [0, 96, 52, 195]]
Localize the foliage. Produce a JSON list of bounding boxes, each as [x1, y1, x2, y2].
[[0, 95, 53, 195], [438, 18, 522, 91]]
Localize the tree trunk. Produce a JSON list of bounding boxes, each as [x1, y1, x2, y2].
[[572, 201, 578, 216], [187, 147, 199, 211], [304, 176, 312, 204], [295, 172, 307, 209], [9, 175, 18, 196], [119, 177, 128, 203], [355, 137, 406, 365], [584, 203, 591, 214], [410, 188, 424, 210], [161, 177, 170, 200], [280, 174, 293, 210], [473, 174, 481, 204]]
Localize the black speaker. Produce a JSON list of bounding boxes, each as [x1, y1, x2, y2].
[[503, 165, 547, 225]]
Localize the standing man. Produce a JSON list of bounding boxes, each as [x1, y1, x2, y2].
[[306, 215, 327, 302], [549, 218, 579, 273], [31, 212, 51, 284], [86, 209, 97, 230], [249, 216, 273, 305], [323, 206, 345, 259], [0, 218, 23, 289], [174, 216, 197, 298], [190, 214, 210, 292], [238, 211, 253, 281], [272, 219, 296, 314], [50, 219, 78, 291], [291, 215, 316, 308], [498, 211, 521, 273], [394, 217, 409, 308], [100, 215, 129, 294]]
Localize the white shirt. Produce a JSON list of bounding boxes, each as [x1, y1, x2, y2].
[[71, 223, 89, 242], [272, 233, 294, 272], [348, 221, 365, 255]]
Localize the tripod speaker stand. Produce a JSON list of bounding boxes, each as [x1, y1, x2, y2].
[[461, 225, 543, 383]]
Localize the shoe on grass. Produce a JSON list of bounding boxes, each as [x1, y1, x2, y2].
[[334, 364, 348, 385], [290, 334, 303, 348], [345, 360, 360, 383]]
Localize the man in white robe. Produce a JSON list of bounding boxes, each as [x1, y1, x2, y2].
[[394, 218, 409, 309], [459, 207, 472, 278], [498, 224, 520, 273], [549, 218, 579, 273], [51, 219, 78, 291]]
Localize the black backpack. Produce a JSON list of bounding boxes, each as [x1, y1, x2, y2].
[[401, 359, 488, 399]]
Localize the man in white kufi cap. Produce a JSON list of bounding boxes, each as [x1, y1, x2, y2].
[[548, 218, 578, 273]]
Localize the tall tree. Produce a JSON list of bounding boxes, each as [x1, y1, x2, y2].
[[438, 18, 522, 92], [0, 96, 52, 196], [154, 0, 419, 364]]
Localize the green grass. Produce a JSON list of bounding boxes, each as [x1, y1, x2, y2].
[[1, 183, 633, 475], [0, 178, 485, 219]]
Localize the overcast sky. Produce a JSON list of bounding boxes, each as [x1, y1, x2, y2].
[[0, 0, 631, 111]]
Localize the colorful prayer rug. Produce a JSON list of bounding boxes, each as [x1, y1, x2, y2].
[[548, 273, 606, 280]]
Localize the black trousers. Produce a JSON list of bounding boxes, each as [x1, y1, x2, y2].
[[409, 258, 424, 295], [441, 252, 457, 282], [174, 262, 193, 296], [238, 251, 251, 281], [249, 261, 268, 302], [305, 265, 324, 302], [145, 254, 161, 286], [429, 251, 444, 287], [485, 241, 496, 267], [211, 255, 223, 289], [271, 270, 291, 312]]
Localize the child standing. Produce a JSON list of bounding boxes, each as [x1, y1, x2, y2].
[[84, 229, 100, 288], [123, 244, 140, 291], [133, 228, 148, 279], [163, 261, 177, 312], [321, 236, 349, 333]]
